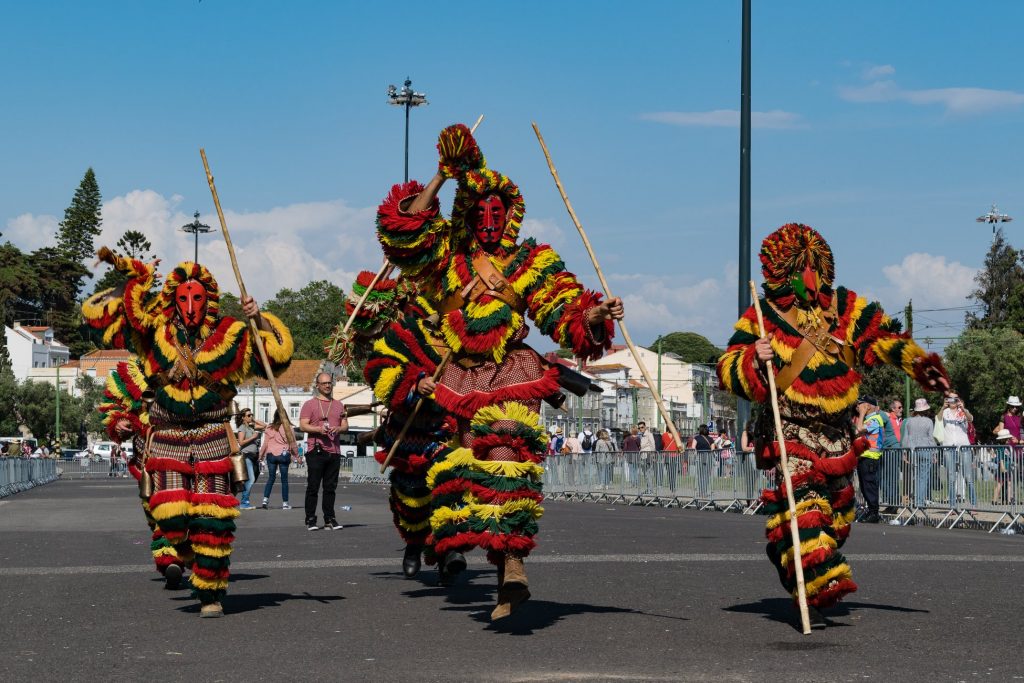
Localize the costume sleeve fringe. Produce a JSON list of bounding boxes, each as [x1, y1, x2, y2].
[[717, 306, 769, 403], [376, 181, 451, 278], [222, 311, 294, 382], [364, 314, 445, 410], [555, 289, 614, 361], [81, 248, 158, 350]]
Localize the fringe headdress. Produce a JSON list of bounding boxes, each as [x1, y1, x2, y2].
[[759, 223, 835, 309], [156, 262, 221, 335]]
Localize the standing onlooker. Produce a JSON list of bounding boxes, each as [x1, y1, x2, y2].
[[564, 431, 582, 486], [661, 425, 678, 493], [299, 372, 348, 531], [739, 422, 759, 502], [689, 425, 714, 500], [992, 429, 1017, 505], [637, 421, 656, 493], [878, 400, 901, 509], [546, 427, 564, 486], [235, 409, 264, 510], [594, 429, 616, 489], [941, 392, 976, 508], [622, 426, 640, 487], [993, 396, 1022, 441], [901, 398, 937, 508], [854, 396, 884, 523], [259, 410, 295, 511]]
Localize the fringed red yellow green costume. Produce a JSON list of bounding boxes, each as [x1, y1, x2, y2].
[[83, 249, 293, 609], [372, 124, 615, 609], [99, 358, 184, 578], [718, 223, 947, 611]]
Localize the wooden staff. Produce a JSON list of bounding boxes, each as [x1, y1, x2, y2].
[[200, 149, 298, 453], [332, 115, 485, 358], [532, 122, 684, 450], [379, 349, 452, 473], [749, 280, 811, 635]]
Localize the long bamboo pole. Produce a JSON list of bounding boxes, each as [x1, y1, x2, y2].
[[200, 149, 298, 453], [749, 280, 811, 635], [531, 122, 684, 450]]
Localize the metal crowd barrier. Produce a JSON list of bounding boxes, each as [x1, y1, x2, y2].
[[874, 445, 1024, 533], [0, 457, 58, 497], [54, 456, 358, 482], [541, 449, 776, 514]]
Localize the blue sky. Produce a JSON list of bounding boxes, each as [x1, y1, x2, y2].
[[2, 1, 1022, 351]]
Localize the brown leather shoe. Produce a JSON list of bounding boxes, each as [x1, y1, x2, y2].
[[491, 555, 530, 620]]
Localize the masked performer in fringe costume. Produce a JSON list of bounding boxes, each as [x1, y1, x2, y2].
[[371, 124, 624, 620], [717, 223, 948, 628], [99, 357, 187, 587], [83, 248, 293, 617], [327, 272, 449, 580]]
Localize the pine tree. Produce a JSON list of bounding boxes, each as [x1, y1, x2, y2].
[[57, 168, 103, 267], [92, 230, 155, 293], [965, 228, 1024, 330]]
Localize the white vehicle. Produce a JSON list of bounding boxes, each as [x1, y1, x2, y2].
[[92, 442, 116, 460]]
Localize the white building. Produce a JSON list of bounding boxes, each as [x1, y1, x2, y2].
[[5, 323, 69, 382]]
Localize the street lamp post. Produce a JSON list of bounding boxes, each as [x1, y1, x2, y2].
[[54, 358, 65, 445], [387, 78, 429, 183], [181, 211, 212, 263]]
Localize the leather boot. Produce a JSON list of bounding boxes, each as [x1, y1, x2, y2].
[[164, 563, 183, 590], [491, 555, 530, 620], [402, 544, 422, 578], [437, 551, 466, 586], [200, 601, 223, 618]]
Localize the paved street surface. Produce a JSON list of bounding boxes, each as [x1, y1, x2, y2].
[[2, 478, 1022, 682]]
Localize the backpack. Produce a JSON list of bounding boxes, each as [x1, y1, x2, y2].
[[581, 433, 594, 451]]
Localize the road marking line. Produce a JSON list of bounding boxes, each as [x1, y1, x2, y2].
[[2, 553, 1022, 576]]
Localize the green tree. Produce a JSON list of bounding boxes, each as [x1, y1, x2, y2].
[[92, 230, 155, 293], [0, 239, 39, 328], [965, 228, 1024, 331], [57, 168, 103, 266], [28, 246, 91, 356], [264, 280, 347, 360], [651, 331, 723, 364], [859, 363, 906, 409], [944, 328, 1024, 438], [0, 370, 21, 435], [218, 291, 245, 320]]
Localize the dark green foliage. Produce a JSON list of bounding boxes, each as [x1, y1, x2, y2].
[[263, 280, 346, 360], [57, 168, 103, 266], [0, 239, 39, 328], [859, 363, 906, 410], [651, 331, 723, 364], [218, 291, 245, 320], [944, 328, 1024, 439], [965, 228, 1024, 331]]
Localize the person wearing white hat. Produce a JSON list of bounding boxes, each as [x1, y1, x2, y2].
[[992, 428, 1018, 505], [901, 398, 938, 508], [993, 396, 1022, 442]]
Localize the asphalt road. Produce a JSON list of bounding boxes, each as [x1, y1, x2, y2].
[[1, 478, 1022, 682]]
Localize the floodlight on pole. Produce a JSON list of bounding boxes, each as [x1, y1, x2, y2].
[[181, 210, 212, 262], [976, 204, 1013, 236], [387, 78, 428, 182]]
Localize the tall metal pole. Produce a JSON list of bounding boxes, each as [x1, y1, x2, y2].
[[904, 301, 913, 413], [388, 78, 428, 184], [657, 339, 663, 431], [55, 362, 61, 444], [736, 0, 753, 434], [404, 99, 411, 183]]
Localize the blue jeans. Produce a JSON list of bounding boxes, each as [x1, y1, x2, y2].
[[944, 448, 976, 508], [914, 451, 933, 508], [263, 454, 290, 503], [240, 456, 257, 506]]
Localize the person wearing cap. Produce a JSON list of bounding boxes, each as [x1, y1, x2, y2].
[[901, 398, 938, 508], [854, 396, 885, 523], [993, 396, 1022, 441], [992, 429, 1017, 505]]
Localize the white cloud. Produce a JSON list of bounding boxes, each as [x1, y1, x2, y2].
[[880, 253, 976, 309], [640, 109, 804, 130], [863, 64, 895, 80], [3, 213, 58, 250], [521, 217, 566, 248], [839, 80, 1024, 116]]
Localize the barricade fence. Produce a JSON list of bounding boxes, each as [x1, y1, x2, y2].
[[53, 456, 358, 481], [541, 447, 1024, 533], [0, 457, 58, 498]]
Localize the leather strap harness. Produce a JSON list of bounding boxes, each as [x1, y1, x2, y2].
[[768, 296, 855, 393]]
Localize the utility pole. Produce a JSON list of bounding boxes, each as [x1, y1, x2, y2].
[[387, 78, 429, 183], [736, 0, 753, 437], [657, 339, 663, 431], [904, 301, 913, 412]]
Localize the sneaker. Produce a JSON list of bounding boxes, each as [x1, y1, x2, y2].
[[282, 503, 292, 510], [261, 499, 268, 510], [306, 518, 319, 531], [240, 504, 255, 510], [325, 518, 343, 530]]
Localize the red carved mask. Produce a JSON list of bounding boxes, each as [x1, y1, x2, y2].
[[471, 195, 506, 250], [174, 280, 208, 329]]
